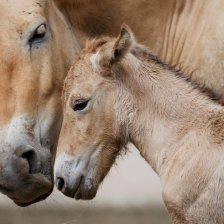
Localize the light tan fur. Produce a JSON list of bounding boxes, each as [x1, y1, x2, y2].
[[56, 26, 224, 224]]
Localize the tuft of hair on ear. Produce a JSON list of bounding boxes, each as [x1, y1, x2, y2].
[[110, 23, 135, 64]]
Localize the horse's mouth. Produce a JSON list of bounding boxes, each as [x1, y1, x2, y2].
[[55, 152, 101, 200], [57, 175, 84, 199], [13, 187, 53, 207], [0, 173, 54, 207], [56, 174, 97, 200], [72, 175, 84, 199], [73, 175, 98, 200]]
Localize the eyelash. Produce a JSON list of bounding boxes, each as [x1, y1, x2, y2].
[[29, 24, 47, 46]]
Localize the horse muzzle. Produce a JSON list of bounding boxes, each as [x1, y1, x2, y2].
[[54, 153, 98, 200], [0, 145, 53, 206]]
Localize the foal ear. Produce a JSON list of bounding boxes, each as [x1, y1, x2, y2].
[[100, 24, 134, 67], [109, 24, 134, 65]]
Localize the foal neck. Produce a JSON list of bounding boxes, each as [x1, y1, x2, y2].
[[116, 45, 223, 174]]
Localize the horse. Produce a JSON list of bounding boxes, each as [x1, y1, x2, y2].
[[55, 25, 224, 223], [0, 0, 80, 206]]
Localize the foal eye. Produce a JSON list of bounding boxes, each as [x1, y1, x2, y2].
[[73, 100, 89, 112], [29, 24, 47, 45]]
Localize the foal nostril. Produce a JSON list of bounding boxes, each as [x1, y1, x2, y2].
[[21, 149, 39, 174], [56, 177, 65, 191]]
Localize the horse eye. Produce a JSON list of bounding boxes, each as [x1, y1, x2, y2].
[[29, 24, 46, 44], [73, 100, 89, 112]]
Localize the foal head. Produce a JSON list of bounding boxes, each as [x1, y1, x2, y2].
[[55, 25, 137, 199]]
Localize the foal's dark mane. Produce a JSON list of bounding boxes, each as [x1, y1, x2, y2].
[[131, 45, 224, 105]]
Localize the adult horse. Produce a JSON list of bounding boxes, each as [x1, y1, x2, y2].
[[0, 0, 80, 206]]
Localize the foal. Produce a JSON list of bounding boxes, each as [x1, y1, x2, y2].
[[55, 25, 224, 224]]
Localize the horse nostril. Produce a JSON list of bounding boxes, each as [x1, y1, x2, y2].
[[21, 149, 38, 174], [56, 177, 65, 191]]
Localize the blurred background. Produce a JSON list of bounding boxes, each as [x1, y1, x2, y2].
[[0, 146, 171, 224]]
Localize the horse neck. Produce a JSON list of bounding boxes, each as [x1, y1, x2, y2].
[[55, 0, 119, 47], [117, 51, 222, 174]]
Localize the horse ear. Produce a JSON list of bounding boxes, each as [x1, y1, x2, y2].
[[110, 24, 134, 64], [95, 24, 134, 71]]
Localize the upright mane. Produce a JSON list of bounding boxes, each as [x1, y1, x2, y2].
[[130, 45, 224, 105]]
